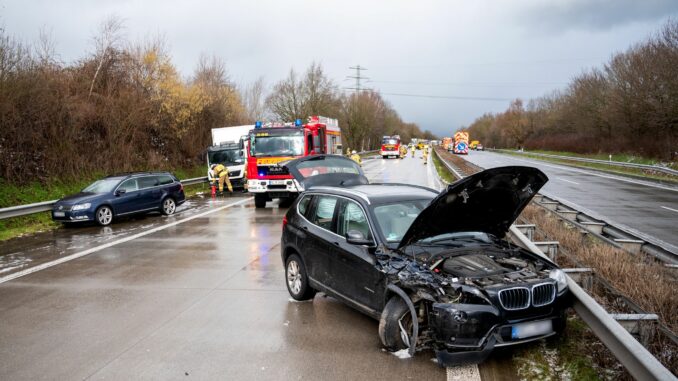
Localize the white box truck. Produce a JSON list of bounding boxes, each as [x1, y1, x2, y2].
[[207, 125, 252, 189]]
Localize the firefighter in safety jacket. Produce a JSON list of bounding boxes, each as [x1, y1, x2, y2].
[[210, 164, 233, 194], [350, 150, 362, 166]]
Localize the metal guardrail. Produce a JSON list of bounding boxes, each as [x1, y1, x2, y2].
[[509, 226, 676, 381], [0, 176, 209, 220], [496, 149, 678, 176]]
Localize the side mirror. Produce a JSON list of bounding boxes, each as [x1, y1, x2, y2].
[[115, 189, 126, 196], [346, 230, 373, 246]]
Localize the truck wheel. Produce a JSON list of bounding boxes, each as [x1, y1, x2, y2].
[[254, 194, 267, 208]]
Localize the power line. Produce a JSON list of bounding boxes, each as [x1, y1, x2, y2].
[[345, 65, 370, 92], [376, 91, 513, 102], [369, 80, 568, 88]]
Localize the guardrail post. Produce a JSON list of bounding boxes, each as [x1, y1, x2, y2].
[[613, 239, 644, 255], [539, 201, 559, 211], [532, 241, 559, 261], [610, 314, 659, 347], [580, 221, 606, 235], [557, 210, 579, 222], [563, 268, 594, 291], [514, 224, 536, 241]]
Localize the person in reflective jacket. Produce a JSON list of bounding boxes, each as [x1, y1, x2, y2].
[[399, 145, 408, 159], [210, 164, 233, 194], [422, 145, 429, 165], [350, 150, 362, 166]]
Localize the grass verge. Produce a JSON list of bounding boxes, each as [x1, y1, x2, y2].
[[431, 150, 457, 184], [0, 166, 206, 242]]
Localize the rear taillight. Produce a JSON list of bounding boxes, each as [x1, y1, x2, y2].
[[282, 215, 288, 229]]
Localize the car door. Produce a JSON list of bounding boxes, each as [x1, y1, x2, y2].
[[137, 175, 162, 210], [330, 198, 385, 311], [111, 178, 141, 215], [301, 195, 340, 288]]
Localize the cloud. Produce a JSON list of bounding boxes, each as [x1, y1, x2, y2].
[[520, 0, 678, 33]]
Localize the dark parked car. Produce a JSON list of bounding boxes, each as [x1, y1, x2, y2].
[[52, 172, 185, 226], [280, 155, 570, 366]]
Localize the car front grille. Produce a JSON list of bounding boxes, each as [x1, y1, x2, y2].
[[498, 287, 530, 310], [53, 204, 72, 212], [532, 283, 556, 307], [228, 170, 241, 177]]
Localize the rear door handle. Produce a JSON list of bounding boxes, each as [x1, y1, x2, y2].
[[302, 226, 308, 231], [333, 242, 339, 246]]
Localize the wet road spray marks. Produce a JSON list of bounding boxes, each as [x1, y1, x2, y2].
[[0, 198, 252, 285]]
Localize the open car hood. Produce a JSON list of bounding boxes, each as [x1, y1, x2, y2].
[[283, 155, 368, 189], [398, 166, 547, 248]]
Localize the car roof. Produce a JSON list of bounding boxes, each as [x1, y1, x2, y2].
[[105, 171, 173, 179], [307, 183, 438, 205]]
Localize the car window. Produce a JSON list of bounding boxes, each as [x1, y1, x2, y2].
[[138, 176, 159, 189], [157, 175, 174, 185], [373, 200, 428, 243], [118, 179, 138, 192], [297, 195, 312, 216], [337, 200, 372, 240], [311, 195, 338, 232]]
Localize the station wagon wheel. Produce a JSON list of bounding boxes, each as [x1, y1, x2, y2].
[[161, 197, 176, 215], [95, 206, 113, 226], [285, 254, 316, 301]]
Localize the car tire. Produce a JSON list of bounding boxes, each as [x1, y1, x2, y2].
[[95, 205, 113, 226], [285, 254, 316, 301], [161, 197, 176, 215], [254, 194, 267, 208], [379, 296, 413, 352]]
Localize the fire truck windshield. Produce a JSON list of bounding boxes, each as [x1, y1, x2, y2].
[[382, 138, 399, 145], [250, 131, 304, 157]]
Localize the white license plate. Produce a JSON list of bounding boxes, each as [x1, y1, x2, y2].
[[511, 320, 553, 339], [53, 211, 65, 217], [270, 180, 286, 185]]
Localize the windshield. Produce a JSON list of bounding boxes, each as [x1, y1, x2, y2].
[[372, 200, 429, 245], [208, 148, 244, 166], [382, 138, 399, 145], [250, 133, 304, 157], [82, 178, 122, 193]]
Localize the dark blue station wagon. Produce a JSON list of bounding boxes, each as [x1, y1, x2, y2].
[[52, 172, 186, 226]]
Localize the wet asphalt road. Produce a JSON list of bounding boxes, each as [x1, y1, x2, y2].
[[462, 150, 678, 253], [0, 155, 452, 380]]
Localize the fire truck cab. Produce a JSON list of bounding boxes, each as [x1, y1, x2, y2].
[[247, 116, 342, 208], [380, 135, 401, 159]]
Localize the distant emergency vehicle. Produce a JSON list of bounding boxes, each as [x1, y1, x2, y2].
[[454, 131, 469, 155], [380, 135, 401, 159]]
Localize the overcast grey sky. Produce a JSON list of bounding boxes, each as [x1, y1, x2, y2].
[[2, 0, 677, 136]]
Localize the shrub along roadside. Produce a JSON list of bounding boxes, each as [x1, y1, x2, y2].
[[0, 166, 206, 241]]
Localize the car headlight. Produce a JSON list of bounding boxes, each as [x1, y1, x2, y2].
[[72, 203, 91, 211], [549, 269, 568, 294]]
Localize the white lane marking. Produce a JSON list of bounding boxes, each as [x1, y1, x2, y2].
[[661, 206, 678, 213], [0, 198, 252, 285], [488, 153, 678, 192], [447, 364, 481, 381], [557, 177, 580, 185]]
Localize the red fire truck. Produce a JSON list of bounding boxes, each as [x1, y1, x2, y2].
[[247, 116, 342, 208], [380, 135, 401, 159]]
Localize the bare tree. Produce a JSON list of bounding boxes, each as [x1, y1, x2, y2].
[[265, 68, 304, 121], [88, 15, 125, 98], [240, 76, 267, 122]]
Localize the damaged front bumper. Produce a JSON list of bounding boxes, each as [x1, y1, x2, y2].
[[429, 301, 567, 367]]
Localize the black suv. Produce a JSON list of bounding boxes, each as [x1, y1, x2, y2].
[[280, 155, 571, 366], [52, 172, 185, 226]]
